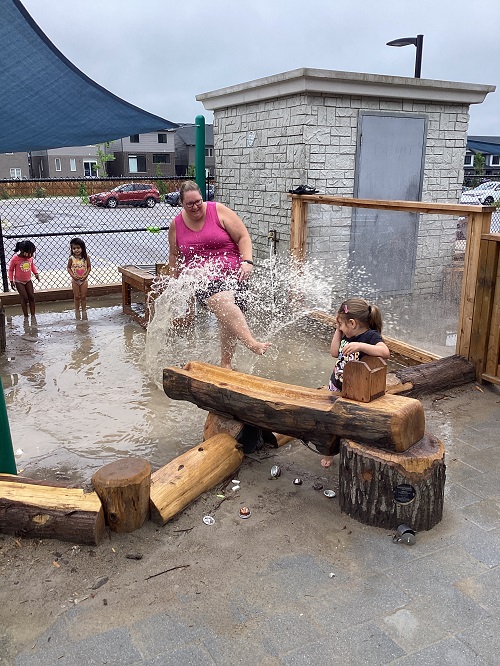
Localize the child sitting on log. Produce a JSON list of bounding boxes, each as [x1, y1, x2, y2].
[[312, 297, 390, 468]]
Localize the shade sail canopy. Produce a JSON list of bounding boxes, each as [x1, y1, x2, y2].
[[0, 0, 177, 153], [467, 139, 500, 155]]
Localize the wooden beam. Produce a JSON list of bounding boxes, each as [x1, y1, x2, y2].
[[290, 197, 308, 261], [288, 193, 493, 216], [163, 361, 425, 453]]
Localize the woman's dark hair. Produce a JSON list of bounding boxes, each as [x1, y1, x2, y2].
[[179, 180, 201, 204], [14, 240, 36, 256], [70, 237, 87, 260], [337, 297, 384, 333]]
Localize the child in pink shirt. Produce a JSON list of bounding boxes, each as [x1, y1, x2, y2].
[[8, 240, 40, 317]]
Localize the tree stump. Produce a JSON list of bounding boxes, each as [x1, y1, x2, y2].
[[92, 457, 151, 533], [338, 434, 445, 531]]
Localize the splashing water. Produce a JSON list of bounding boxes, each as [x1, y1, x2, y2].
[[144, 255, 398, 387]]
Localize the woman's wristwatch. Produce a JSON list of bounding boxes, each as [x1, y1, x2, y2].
[[241, 260, 254, 265]]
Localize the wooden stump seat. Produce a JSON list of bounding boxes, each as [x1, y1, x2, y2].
[[92, 457, 151, 533], [338, 434, 445, 531]]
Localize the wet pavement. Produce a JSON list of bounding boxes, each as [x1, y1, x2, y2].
[[2, 295, 500, 665]]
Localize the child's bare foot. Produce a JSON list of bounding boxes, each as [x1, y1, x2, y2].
[[321, 456, 334, 468]]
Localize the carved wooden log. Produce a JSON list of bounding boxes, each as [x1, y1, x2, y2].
[[92, 458, 151, 533], [150, 433, 244, 525], [0, 477, 105, 545], [163, 362, 425, 452], [394, 354, 476, 396], [338, 434, 445, 531]]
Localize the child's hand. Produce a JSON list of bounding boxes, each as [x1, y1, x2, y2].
[[342, 341, 361, 357], [10, 281, 16, 291], [35, 274, 40, 282]]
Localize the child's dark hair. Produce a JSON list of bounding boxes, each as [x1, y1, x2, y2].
[[14, 240, 36, 255], [337, 297, 383, 333], [70, 237, 87, 260]]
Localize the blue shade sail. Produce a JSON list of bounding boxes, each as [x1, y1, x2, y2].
[[0, 0, 177, 153]]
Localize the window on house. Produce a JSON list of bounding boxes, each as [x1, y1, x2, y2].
[[490, 155, 500, 166], [205, 148, 213, 157], [153, 154, 170, 164], [70, 158, 77, 172], [158, 134, 168, 144], [10, 168, 21, 179], [55, 158, 62, 171], [130, 135, 140, 143], [128, 155, 147, 173], [464, 153, 474, 167]]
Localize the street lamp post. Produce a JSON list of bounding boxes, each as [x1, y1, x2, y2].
[[386, 34, 424, 78]]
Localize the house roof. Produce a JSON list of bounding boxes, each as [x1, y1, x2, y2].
[[467, 136, 500, 155], [0, 0, 178, 153], [175, 124, 214, 146]]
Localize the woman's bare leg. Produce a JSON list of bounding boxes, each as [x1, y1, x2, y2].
[[207, 291, 270, 367]]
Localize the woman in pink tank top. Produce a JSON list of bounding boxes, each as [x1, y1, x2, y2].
[[168, 181, 270, 368]]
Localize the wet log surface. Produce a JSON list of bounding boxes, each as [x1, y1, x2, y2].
[[338, 434, 446, 531], [0, 478, 105, 545], [394, 354, 476, 396], [163, 362, 425, 452], [150, 433, 244, 526]]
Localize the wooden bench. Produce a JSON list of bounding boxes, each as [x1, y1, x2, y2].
[[118, 265, 157, 328]]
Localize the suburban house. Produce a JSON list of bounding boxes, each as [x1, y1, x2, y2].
[[464, 136, 500, 177], [0, 126, 214, 180], [174, 124, 215, 177]]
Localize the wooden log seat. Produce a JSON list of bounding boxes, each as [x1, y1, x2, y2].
[[338, 434, 446, 531], [163, 362, 425, 453], [118, 265, 155, 327], [394, 354, 476, 396], [91, 458, 151, 533], [0, 476, 105, 545], [150, 433, 244, 525]]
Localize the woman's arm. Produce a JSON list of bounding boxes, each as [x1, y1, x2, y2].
[[217, 203, 253, 279]]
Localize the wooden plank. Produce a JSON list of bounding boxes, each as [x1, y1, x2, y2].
[[485, 245, 500, 379], [457, 211, 493, 358], [287, 193, 493, 216], [290, 197, 307, 261], [163, 361, 425, 453]]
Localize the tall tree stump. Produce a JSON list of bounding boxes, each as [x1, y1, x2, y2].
[[338, 434, 445, 531], [92, 457, 151, 533]]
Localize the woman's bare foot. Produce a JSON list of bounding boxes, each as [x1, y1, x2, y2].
[[321, 456, 334, 468], [248, 341, 270, 356]]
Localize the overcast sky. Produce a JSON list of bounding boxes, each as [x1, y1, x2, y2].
[[21, 0, 499, 135]]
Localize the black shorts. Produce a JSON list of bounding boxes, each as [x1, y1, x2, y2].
[[196, 278, 249, 312]]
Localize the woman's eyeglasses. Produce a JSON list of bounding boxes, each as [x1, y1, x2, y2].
[[184, 199, 203, 209]]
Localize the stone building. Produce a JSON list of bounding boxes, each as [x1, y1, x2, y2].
[[197, 68, 494, 297]]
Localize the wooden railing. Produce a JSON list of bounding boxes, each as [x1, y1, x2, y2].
[[288, 194, 499, 385]]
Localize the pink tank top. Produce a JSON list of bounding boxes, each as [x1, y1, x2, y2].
[[174, 201, 241, 274]]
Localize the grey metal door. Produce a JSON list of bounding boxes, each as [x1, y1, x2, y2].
[[351, 112, 427, 295]]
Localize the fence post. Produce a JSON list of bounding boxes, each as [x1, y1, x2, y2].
[[0, 375, 17, 475], [195, 115, 206, 200], [0, 215, 9, 293]]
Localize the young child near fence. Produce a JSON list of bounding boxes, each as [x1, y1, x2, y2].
[[8, 240, 40, 318], [67, 237, 91, 317], [312, 297, 390, 468]]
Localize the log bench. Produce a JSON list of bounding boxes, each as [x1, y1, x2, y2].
[[163, 361, 425, 452]]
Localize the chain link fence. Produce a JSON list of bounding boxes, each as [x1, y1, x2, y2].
[[0, 177, 212, 293]]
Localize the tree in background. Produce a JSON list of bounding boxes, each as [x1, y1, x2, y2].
[[155, 164, 168, 196], [93, 143, 115, 177]]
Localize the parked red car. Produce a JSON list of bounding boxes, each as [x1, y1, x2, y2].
[[90, 183, 160, 208]]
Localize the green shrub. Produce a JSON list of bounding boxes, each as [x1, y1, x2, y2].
[[0, 187, 9, 200], [78, 182, 89, 204], [34, 187, 47, 198]]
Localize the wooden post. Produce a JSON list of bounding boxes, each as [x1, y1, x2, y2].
[[92, 458, 151, 533], [338, 434, 445, 531], [341, 357, 387, 403], [290, 196, 308, 261]]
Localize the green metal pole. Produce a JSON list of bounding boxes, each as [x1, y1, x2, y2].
[[195, 115, 207, 200], [0, 376, 17, 474]]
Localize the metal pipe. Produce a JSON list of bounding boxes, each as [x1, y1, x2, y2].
[[415, 34, 424, 78]]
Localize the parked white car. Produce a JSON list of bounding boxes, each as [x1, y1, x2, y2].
[[460, 181, 500, 205]]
